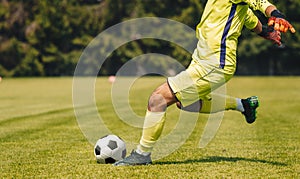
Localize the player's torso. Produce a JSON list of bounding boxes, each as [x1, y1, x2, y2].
[[193, 0, 250, 71]]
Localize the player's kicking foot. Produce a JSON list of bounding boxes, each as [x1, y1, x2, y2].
[[113, 150, 152, 166], [241, 96, 259, 124]]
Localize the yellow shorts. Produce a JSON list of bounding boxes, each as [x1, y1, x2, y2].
[[168, 59, 234, 107]]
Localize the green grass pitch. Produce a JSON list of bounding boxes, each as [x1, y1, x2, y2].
[[0, 77, 299, 178]]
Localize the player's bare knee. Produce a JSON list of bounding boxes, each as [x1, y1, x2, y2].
[[148, 93, 167, 112]]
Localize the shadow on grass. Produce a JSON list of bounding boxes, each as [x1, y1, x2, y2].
[[155, 156, 287, 166]]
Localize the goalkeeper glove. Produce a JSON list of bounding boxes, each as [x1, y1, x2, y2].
[[268, 10, 296, 33], [259, 26, 282, 46]]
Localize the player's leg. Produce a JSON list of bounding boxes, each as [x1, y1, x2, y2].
[[138, 82, 177, 153], [175, 94, 238, 112], [173, 60, 259, 123], [114, 82, 177, 166], [114, 63, 206, 166], [147, 82, 178, 112], [176, 94, 259, 123], [203, 95, 259, 124]]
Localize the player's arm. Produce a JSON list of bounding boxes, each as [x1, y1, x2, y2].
[[241, 0, 296, 33], [254, 20, 282, 46], [230, 0, 273, 15], [265, 6, 296, 33], [245, 8, 282, 46]]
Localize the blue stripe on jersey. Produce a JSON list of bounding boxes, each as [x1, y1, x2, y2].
[[220, 4, 237, 69]]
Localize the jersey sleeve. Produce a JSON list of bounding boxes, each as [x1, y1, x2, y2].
[[230, 0, 274, 16], [244, 8, 259, 30]]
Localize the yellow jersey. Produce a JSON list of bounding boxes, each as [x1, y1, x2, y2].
[[192, 0, 273, 74]]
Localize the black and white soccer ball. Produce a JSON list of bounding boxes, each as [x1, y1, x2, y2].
[[94, 134, 126, 164]]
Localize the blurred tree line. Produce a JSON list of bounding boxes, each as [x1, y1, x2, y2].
[[0, 0, 299, 77]]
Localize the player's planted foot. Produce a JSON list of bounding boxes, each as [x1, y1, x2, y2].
[[242, 96, 259, 124], [113, 150, 152, 166]]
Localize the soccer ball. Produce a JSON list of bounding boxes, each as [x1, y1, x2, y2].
[[94, 134, 126, 164]]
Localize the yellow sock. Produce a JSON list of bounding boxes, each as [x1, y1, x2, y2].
[[200, 94, 237, 113], [138, 110, 166, 153]]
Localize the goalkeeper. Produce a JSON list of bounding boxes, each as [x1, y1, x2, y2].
[[114, 0, 296, 166]]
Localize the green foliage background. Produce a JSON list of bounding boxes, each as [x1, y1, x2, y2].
[[0, 0, 299, 77]]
